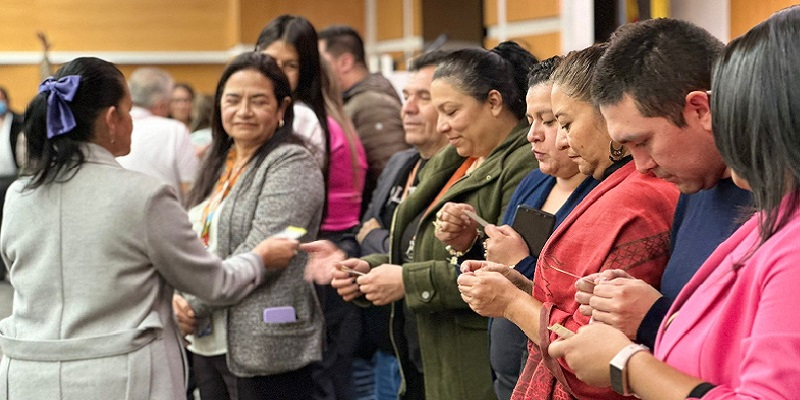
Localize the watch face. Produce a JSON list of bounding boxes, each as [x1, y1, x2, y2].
[[609, 360, 626, 395]]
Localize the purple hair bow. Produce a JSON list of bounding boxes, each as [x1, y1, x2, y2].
[[38, 75, 81, 138]]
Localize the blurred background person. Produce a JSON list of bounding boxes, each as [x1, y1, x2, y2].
[[0, 56, 299, 399], [174, 52, 326, 400], [117, 67, 199, 203], [170, 82, 196, 130], [0, 86, 23, 280], [319, 25, 409, 214], [190, 93, 214, 159]]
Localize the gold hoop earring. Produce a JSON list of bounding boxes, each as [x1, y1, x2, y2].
[[609, 140, 626, 162]]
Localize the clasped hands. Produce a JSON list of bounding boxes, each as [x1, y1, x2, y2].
[[456, 260, 532, 318]]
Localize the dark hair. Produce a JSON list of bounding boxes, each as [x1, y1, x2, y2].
[[0, 86, 9, 103], [23, 57, 126, 189], [528, 55, 562, 88], [173, 82, 195, 99], [593, 18, 724, 126], [255, 15, 330, 165], [408, 50, 451, 72], [551, 43, 607, 105], [711, 5, 800, 262], [318, 25, 366, 67], [186, 52, 298, 207], [433, 41, 538, 120]]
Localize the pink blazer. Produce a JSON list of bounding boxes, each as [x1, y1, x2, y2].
[[655, 200, 800, 399]]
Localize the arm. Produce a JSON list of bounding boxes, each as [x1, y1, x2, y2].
[[349, 94, 406, 179]]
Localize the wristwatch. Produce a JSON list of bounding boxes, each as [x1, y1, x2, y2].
[[609, 343, 649, 396]]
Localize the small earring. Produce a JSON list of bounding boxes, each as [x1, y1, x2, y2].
[[609, 140, 626, 162], [110, 135, 116, 144], [278, 119, 285, 128]]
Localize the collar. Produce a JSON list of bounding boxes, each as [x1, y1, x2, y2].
[[130, 106, 152, 120], [82, 142, 121, 167]]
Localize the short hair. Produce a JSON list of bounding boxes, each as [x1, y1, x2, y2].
[[173, 82, 195, 99], [711, 5, 800, 255], [551, 43, 607, 105], [408, 50, 451, 72], [318, 25, 366, 66], [592, 18, 724, 126], [23, 57, 126, 189], [528, 55, 562, 88], [129, 67, 174, 108], [433, 41, 538, 120], [187, 52, 298, 208]]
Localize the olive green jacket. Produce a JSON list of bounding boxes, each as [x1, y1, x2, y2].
[[362, 120, 536, 400]]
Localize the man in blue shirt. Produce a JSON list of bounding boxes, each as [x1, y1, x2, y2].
[[575, 18, 752, 348]]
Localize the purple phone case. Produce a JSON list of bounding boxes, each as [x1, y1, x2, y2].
[[263, 306, 297, 323]]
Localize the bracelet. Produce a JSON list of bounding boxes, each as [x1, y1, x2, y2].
[[686, 382, 716, 398], [445, 230, 481, 265]]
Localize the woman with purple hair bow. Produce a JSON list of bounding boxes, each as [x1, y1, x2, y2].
[[0, 57, 300, 399]]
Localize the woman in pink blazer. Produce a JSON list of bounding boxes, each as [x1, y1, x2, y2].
[[548, 6, 800, 399]]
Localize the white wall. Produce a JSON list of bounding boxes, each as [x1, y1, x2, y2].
[[671, 0, 730, 42], [561, 0, 596, 51]]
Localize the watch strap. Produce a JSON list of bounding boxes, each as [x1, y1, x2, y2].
[[610, 344, 649, 396]]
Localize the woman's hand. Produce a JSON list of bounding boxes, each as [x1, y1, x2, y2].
[[457, 268, 527, 318], [357, 264, 405, 306], [330, 258, 370, 301], [252, 237, 299, 270], [172, 294, 197, 336], [434, 202, 480, 252], [484, 224, 530, 266], [299, 240, 346, 284], [461, 260, 533, 294], [548, 323, 634, 387]]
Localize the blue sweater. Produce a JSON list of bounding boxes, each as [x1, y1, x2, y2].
[[637, 178, 752, 348]]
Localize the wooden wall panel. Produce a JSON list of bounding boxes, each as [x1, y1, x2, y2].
[[0, 64, 227, 107], [507, 0, 560, 22], [239, 0, 365, 45], [484, 32, 561, 60], [730, 0, 795, 39], [377, 0, 405, 41], [484, 0, 498, 25], [0, 0, 235, 52]]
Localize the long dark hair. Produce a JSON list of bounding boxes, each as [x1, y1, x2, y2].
[[433, 41, 538, 120], [23, 57, 126, 190], [711, 5, 800, 262], [186, 52, 298, 207], [255, 15, 330, 161]]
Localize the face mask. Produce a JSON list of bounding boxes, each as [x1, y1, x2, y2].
[[0, 101, 7, 116]]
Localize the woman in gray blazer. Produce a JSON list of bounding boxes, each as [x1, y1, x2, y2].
[[174, 52, 326, 400], [0, 57, 300, 400]]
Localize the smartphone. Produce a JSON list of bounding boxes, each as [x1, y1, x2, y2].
[[263, 306, 297, 323], [511, 205, 556, 259]]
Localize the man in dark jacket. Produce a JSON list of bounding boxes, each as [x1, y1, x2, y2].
[[319, 25, 410, 212]]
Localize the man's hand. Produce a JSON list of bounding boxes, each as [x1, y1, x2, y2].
[[589, 278, 663, 339], [357, 264, 405, 306]]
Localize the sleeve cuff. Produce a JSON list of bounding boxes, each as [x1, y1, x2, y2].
[[636, 296, 673, 348]]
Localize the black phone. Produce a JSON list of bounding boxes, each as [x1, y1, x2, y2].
[[510, 205, 556, 259]]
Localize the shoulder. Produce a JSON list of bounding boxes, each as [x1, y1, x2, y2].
[[293, 102, 319, 122], [258, 143, 320, 174]]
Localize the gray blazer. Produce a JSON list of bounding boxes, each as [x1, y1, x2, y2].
[[0, 144, 266, 400], [187, 142, 326, 377]]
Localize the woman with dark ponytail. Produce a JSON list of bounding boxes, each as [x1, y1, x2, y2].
[[0, 57, 301, 399], [328, 41, 538, 399]]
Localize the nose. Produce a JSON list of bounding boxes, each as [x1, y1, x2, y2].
[[527, 121, 544, 144], [632, 150, 658, 174], [436, 114, 449, 134], [402, 97, 418, 116], [236, 99, 253, 117], [555, 126, 569, 151]]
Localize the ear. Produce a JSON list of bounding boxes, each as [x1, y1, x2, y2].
[[684, 90, 712, 133], [103, 106, 118, 135], [278, 96, 291, 121], [487, 89, 504, 117], [338, 53, 355, 73]]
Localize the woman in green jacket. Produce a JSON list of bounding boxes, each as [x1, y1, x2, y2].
[[330, 42, 538, 400]]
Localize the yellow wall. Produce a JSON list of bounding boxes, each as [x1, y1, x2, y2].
[[730, 0, 795, 39], [483, 0, 561, 57], [239, 0, 365, 45]]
